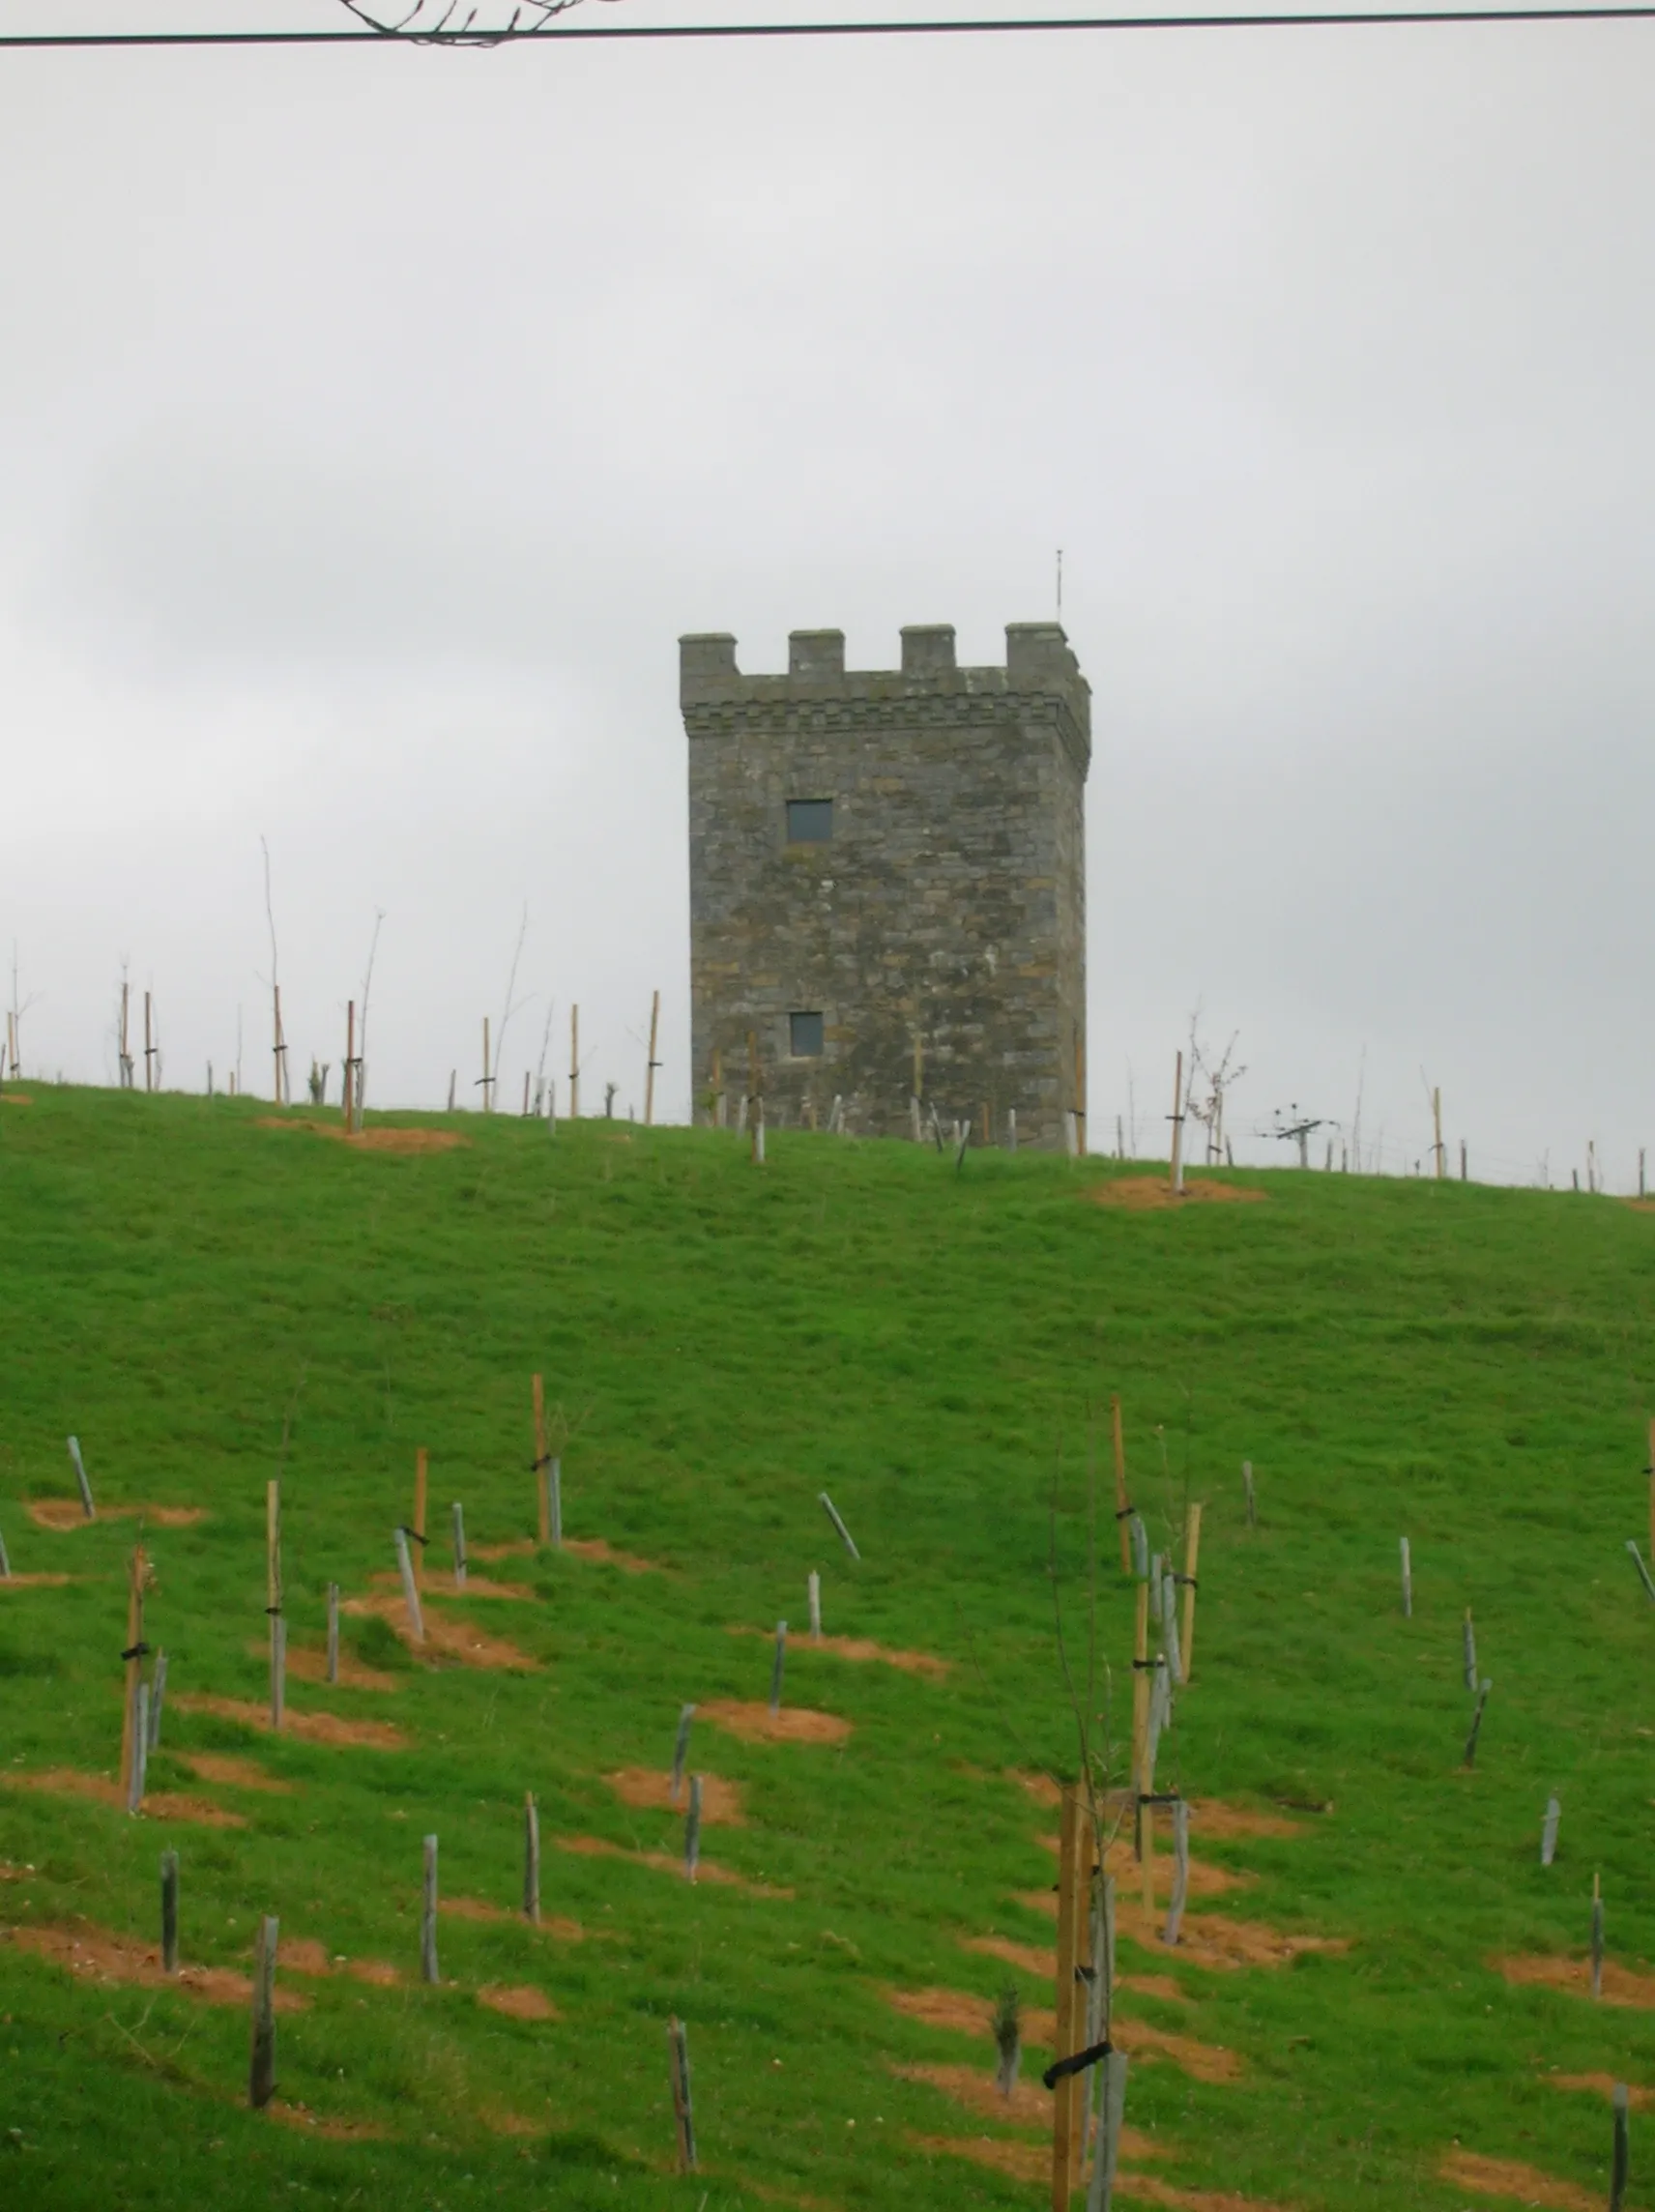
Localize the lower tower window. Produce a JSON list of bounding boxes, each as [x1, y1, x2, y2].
[[789, 1011, 825, 1058]]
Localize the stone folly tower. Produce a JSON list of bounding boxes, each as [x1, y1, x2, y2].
[[681, 622, 1090, 1147]]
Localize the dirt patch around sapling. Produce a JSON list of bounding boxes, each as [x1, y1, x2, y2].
[[254, 1117, 466, 1155], [4, 1921, 307, 2010], [963, 1934, 1055, 1978], [603, 1768, 746, 1824], [183, 1753, 294, 1796], [7, 1768, 246, 1827], [1495, 1953, 1655, 2007], [1186, 1799, 1304, 1841], [1438, 2148, 1597, 2211], [1548, 2073, 1652, 2108], [562, 1537, 662, 1575], [1114, 2019, 1242, 2085], [477, 1984, 560, 2021], [442, 1898, 586, 1940], [727, 1624, 949, 1680], [1120, 1973, 1190, 2004], [171, 1693, 408, 1751], [276, 1938, 335, 1977], [699, 1699, 852, 1746], [1115, 2180, 1295, 2212], [470, 1540, 538, 1564], [554, 1834, 792, 1899], [909, 2136, 1048, 2185], [266, 2100, 390, 2141], [26, 1499, 205, 1531], [0, 1573, 75, 1588], [346, 1958, 400, 1986], [1086, 1177, 1267, 1212], [1115, 1900, 1346, 1972], [885, 1986, 1056, 2047], [342, 1592, 537, 1673], [370, 1569, 534, 1601]]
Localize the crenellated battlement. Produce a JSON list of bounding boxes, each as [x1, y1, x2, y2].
[[679, 622, 1091, 770]]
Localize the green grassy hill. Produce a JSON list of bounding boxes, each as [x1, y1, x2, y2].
[[0, 1087, 1650, 2212]]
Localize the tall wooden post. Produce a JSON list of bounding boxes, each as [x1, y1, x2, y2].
[[534, 1375, 549, 1545], [343, 1000, 356, 1127], [481, 1018, 491, 1113], [1051, 1784, 1086, 2207], [118, 1542, 146, 1803], [568, 1005, 580, 1121], [266, 1479, 282, 1732], [413, 1448, 428, 1592], [1130, 1580, 1149, 1857], [1169, 1051, 1185, 1195], [645, 991, 660, 1127], [144, 992, 155, 1093], [1433, 1088, 1444, 1179], [1111, 1396, 1130, 1574], [1179, 1503, 1203, 1685], [272, 983, 286, 1106]]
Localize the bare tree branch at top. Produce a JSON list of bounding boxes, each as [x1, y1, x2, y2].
[[335, 0, 624, 46]]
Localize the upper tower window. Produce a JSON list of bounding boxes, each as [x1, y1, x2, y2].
[[786, 799, 832, 844]]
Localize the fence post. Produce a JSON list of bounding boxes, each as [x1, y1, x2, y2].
[[248, 1915, 279, 2109]]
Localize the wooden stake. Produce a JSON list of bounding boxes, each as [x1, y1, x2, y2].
[[128, 1683, 150, 1814], [1591, 1872, 1604, 1999], [645, 990, 660, 1127], [326, 1583, 339, 1685], [534, 1375, 549, 1544], [1400, 1536, 1412, 1618], [685, 1774, 703, 1882], [1130, 1581, 1149, 1852], [568, 1004, 580, 1121], [1111, 1397, 1130, 1574], [807, 1570, 822, 1641], [769, 1620, 787, 1714], [523, 1791, 540, 1923], [248, 1915, 278, 2108], [1433, 1087, 1444, 1179], [1611, 2081, 1629, 2212], [119, 1541, 146, 1803], [413, 1449, 427, 1592], [1179, 1504, 1202, 1684], [1169, 1051, 1185, 1196], [1541, 1793, 1560, 1867], [343, 998, 356, 1127], [1163, 1797, 1189, 1945], [68, 1436, 96, 1521], [1052, 1784, 1086, 2210], [266, 1477, 281, 1614], [269, 1616, 286, 1734], [160, 1849, 179, 1974], [451, 1501, 467, 1587], [421, 1835, 440, 1983], [145, 989, 155, 1092], [1242, 1461, 1257, 1527], [671, 1704, 695, 1802], [819, 1492, 859, 1559], [393, 1528, 424, 1643], [147, 1652, 166, 1750], [1463, 1607, 1477, 1691], [668, 2017, 696, 2172]]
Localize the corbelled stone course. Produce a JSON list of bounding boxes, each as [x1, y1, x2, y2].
[[682, 623, 1089, 1146]]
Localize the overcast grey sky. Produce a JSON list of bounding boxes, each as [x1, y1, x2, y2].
[[2, 0, 1652, 1181]]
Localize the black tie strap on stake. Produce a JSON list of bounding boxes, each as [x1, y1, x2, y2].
[[264, 1604, 282, 1617], [1042, 2037, 1114, 2090], [397, 1524, 429, 1548], [1114, 1503, 1135, 1521], [1140, 1790, 1183, 1809], [1173, 1572, 1199, 1588], [1131, 1656, 1158, 1671], [121, 1641, 152, 1662]]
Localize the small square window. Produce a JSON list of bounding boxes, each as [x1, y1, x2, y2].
[[789, 1010, 825, 1059], [786, 799, 832, 843]]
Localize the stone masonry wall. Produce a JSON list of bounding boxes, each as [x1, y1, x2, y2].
[[682, 623, 1090, 1148]]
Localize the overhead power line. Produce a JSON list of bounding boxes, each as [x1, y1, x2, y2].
[[5, 6, 1655, 47]]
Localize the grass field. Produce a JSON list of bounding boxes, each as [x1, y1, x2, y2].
[[0, 1084, 1650, 2212]]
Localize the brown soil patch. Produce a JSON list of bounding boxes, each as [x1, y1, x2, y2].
[[471, 1540, 537, 1563], [1117, 1902, 1346, 1972], [280, 1643, 398, 1693], [553, 1834, 792, 1899], [893, 2066, 1174, 2156], [603, 1768, 746, 1824], [1495, 1953, 1655, 2008], [254, 1117, 466, 1155], [26, 1499, 204, 1530], [479, 2108, 544, 2137], [700, 1699, 852, 1746], [441, 1896, 509, 1923], [342, 1593, 537, 1672], [1121, 1973, 1189, 2003], [184, 1753, 294, 1796], [277, 1938, 335, 1976], [0, 1573, 75, 1588], [266, 2100, 390, 2141], [1027, 1838, 1250, 1905], [1117, 2181, 1293, 2212], [171, 1692, 407, 1750], [369, 1569, 534, 1601], [562, 1537, 661, 1575], [1115, 2019, 1241, 2085], [7, 1769, 246, 1828], [1010, 1770, 1063, 1807], [885, 1987, 1056, 2046], [346, 1958, 400, 1986], [728, 1624, 949, 1681], [1548, 2073, 1652, 2107], [477, 1983, 559, 2021], [1438, 2149, 1597, 2211], [1187, 1799, 1303, 1841], [5, 1922, 306, 2010], [0, 1092, 30, 1103], [964, 1934, 1055, 1978], [1086, 1177, 1266, 1212]]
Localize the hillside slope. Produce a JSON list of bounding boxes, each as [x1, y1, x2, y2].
[[0, 1088, 1650, 2211]]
